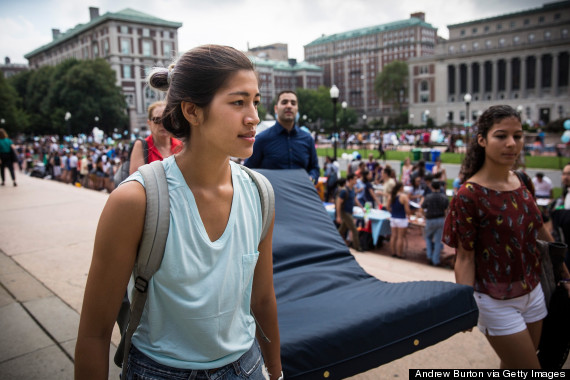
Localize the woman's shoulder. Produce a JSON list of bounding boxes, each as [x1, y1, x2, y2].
[[107, 180, 146, 215]]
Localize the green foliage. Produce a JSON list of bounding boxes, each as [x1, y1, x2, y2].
[[257, 102, 267, 121], [373, 60, 408, 113], [5, 58, 128, 136], [296, 86, 359, 132], [0, 74, 23, 134]]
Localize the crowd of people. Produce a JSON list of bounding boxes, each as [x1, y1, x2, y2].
[[3, 53, 570, 372]]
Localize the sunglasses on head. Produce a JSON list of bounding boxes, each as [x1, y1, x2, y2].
[[151, 117, 162, 124]]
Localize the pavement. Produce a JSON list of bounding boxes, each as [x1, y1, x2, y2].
[[0, 172, 567, 380]]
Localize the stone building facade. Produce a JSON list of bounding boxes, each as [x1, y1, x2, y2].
[[304, 13, 437, 118], [25, 7, 182, 134], [251, 57, 323, 111], [408, 1, 570, 127]]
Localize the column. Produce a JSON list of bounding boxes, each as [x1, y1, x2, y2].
[[492, 60, 499, 100], [455, 63, 460, 100], [536, 54, 542, 96], [479, 61, 485, 99], [467, 61, 472, 95], [520, 56, 527, 97], [552, 52, 559, 96], [506, 58, 512, 98]]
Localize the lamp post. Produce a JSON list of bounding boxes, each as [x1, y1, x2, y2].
[[464, 93, 472, 144], [330, 85, 340, 160]]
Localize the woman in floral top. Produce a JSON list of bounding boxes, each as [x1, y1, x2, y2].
[[443, 105, 569, 368]]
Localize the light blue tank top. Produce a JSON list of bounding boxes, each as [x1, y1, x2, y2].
[[124, 156, 262, 369]]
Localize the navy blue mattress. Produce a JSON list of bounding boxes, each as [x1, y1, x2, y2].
[[256, 169, 478, 380]]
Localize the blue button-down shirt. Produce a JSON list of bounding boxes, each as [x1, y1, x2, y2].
[[245, 122, 320, 183]]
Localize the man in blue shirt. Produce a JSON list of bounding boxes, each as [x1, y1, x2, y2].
[[245, 91, 320, 184]]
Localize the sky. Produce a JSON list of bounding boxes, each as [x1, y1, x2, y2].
[[1, 0, 545, 64]]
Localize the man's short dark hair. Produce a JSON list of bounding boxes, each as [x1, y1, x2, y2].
[[276, 90, 297, 102], [346, 173, 355, 181], [536, 172, 544, 178], [431, 181, 441, 190]]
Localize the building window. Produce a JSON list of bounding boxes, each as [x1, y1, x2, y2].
[[554, 13, 561, 20], [472, 27, 478, 34], [104, 40, 109, 56], [93, 44, 99, 57], [142, 28, 150, 37], [120, 25, 128, 34], [529, 33, 535, 42], [461, 44, 467, 52], [123, 65, 132, 79], [121, 38, 130, 54], [497, 23, 502, 31], [460, 29, 466, 36], [524, 19, 530, 25], [545, 31, 551, 40], [473, 41, 479, 50], [163, 42, 171, 57], [143, 41, 152, 56], [485, 40, 492, 48], [484, 25, 490, 32], [499, 38, 505, 47], [563, 29, 569, 38], [513, 36, 520, 44], [125, 94, 134, 107], [539, 16, 544, 23], [449, 45, 455, 53], [510, 21, 516, 28]]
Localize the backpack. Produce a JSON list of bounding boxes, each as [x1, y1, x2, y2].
[[113, 138, 148, 188], [114, 160, 275, 378]]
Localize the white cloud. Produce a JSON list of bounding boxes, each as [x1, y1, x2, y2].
[[0, 0, 549, 64]]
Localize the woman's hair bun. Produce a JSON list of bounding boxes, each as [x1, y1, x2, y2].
[[147, 67, 170, 92]]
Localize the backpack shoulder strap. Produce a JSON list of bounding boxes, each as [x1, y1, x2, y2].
[[514, 170, 535, 197], [119, 160, 170, 378], [239, 165, 275, 241], [142, 139, 149, 164]]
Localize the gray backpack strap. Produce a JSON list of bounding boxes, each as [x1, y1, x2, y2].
[[120, 160, 170, 379], [239, 165, 275, 343], [240, 165, 275, 241]]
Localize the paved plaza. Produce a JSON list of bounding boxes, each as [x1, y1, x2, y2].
[[0, 170, 567, 379]]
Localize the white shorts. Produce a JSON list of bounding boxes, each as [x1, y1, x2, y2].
[[390, 217, 408, 228], [474, 285, 547, 336]]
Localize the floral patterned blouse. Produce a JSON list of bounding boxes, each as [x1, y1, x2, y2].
[[443, 178, 543, 300]]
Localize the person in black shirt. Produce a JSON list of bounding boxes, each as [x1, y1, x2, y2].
[[422, 181, 449, 266]]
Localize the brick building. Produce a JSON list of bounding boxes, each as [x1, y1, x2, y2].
[[25, 7, 182, 133], [304, 13, 437, 119]]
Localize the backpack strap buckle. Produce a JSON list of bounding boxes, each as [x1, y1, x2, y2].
[[134, 276, 148, 293]]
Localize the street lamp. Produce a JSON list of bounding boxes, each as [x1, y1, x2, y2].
[[330, 85, 340, 160], [464, 93, 472, 144]]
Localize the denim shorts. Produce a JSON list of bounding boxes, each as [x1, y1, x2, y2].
[[474, 285, 548, 336], [125, 341, 266, 380]]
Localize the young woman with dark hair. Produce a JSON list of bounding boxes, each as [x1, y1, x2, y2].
[[388, 181, 411, 258], [76, 45, 282, 380], [443, 104, 570, 368]]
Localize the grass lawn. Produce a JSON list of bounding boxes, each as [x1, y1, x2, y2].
[[316, 147, 568, 170]]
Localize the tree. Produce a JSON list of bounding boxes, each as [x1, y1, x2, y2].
[[374, 60, 408, 113], [25, 65, 56, 135], [47, 59, 128, 136], [296, 86, 358, 132], [0, 74, 22, 135]]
